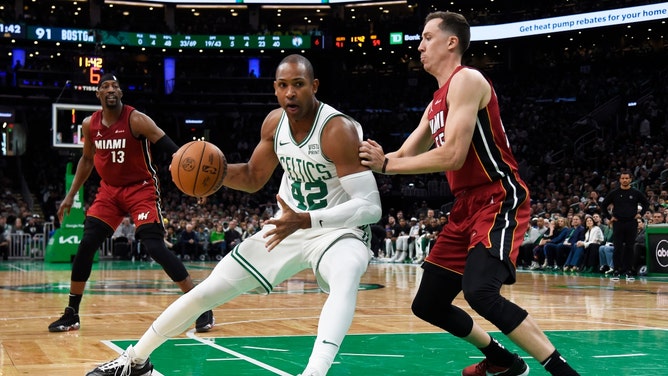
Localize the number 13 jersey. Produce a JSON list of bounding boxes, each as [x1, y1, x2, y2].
[[89, 104, 157, 187]]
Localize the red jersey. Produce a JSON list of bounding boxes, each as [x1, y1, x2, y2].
[[89, 105, 157, 187], [429, 65, 521, 195]]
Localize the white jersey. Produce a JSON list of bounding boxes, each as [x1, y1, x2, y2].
[[275, 102, 363, 216], [226, 103, 369, 294]]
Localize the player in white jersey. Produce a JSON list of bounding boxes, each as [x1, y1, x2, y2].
[[86, 54, 382, 376]]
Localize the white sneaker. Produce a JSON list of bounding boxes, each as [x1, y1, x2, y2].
[[85, 346, 153, 376]]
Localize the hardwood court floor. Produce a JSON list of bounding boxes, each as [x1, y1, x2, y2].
[[1, 260, 667, 375]]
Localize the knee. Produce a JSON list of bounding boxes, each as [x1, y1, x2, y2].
[[462, 284, 497, 316], [463, 286, 528, 334], [411, 294, 429, 320], [411, 285, 444, 321]]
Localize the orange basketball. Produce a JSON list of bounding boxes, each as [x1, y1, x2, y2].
[[170, 140, 227, 198]]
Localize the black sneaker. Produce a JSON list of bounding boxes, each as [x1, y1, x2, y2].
[[611, 271, 620, 281], [625, 272, 635, 282], [86, 346, 153, 376], [195, 310, 215, 333], [48, 306, 80, 332]]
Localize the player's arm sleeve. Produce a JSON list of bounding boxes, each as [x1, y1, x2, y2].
[[153, 134, 179, 155], [309, 170, 382, 229]]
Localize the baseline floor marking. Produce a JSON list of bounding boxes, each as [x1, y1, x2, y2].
[[185, 329, 293, 376]]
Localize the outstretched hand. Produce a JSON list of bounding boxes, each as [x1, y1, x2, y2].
[[263, 195, 308, 251], [359, 139, 385, 172]]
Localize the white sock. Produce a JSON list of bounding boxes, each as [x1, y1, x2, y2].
[[133, 258, 259, 360], [304, 238, 368, 375]]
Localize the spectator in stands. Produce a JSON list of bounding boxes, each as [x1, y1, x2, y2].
[[178, 223, 199, 260], [25, 214, 43, 257], [540, 217, 569, 270], [164, 225, 177, 252], [196, 224, 210, 258], [241, 222, 257, 241], [223, 219, 242, 252], [382, 215, 400, 260], [416, 200, 430, 219], [528, 217, 549, 270], [577, 215, 604, 272], [598, 220, 615, 274], [560, 214, 586, 271], [0, 214, 9, 261], [407, 217, 422, 262], [112, 216, 135, 259], [651, 211, 665, 224], [420, 216, 441, 258], [11, 217, 24, 235], [369, 221, 386, 258], [535, 217, 549, 235], [208, 223, 226, 258], [520, 221, 543, 269], [631, 218, 646, 279], [583, 191, 601, 216], [390, 217, 412, 263]]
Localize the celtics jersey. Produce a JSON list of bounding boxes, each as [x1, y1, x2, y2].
[[274, 102, 362, 216]]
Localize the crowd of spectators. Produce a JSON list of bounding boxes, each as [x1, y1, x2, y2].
[[1, 1, 667, 267]]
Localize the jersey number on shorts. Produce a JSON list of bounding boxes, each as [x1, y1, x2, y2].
[[291, 181, 328, 210]]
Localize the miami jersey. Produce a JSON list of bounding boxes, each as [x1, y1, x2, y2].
[[429, 65, 521, 195], [89, 105, 157, 187], [274, 102, 362, 216]]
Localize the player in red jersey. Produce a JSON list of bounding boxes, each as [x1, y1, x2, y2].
[[359, 11, 579, 376], [48, 74, 214, 334]]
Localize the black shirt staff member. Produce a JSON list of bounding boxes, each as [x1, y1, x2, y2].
[[600, 171, 649, 278]]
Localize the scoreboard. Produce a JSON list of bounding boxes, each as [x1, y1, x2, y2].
[[27, 26, 310, 50], [76, 56, 103, 86], [0, 23, 25, 38], [334, 34, 382, 49]]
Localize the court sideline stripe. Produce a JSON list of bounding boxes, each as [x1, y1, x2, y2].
[[186, 329, 293, 376]]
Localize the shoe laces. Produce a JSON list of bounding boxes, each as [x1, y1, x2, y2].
[[97, 350, 133, 376]]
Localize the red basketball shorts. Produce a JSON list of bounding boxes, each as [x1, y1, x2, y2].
[[425, 179, 530, 275], [87, 180, 164, 230]]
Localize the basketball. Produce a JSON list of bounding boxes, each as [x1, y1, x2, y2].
[[170, 140, 227, 198]]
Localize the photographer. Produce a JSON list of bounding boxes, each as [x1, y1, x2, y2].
[[583, 191, 602, 216]]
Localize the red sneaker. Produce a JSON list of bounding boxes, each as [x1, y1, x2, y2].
[[462, 354, 529, 376]]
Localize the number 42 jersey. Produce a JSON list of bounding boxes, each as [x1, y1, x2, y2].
[[274, 102, 362, 217]]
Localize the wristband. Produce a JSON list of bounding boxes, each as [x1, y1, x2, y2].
[[381, 157, 389, 174], [154, 134, 179, 155]]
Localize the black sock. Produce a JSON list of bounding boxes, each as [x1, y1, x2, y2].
[[541, 349, 580, 375], [479, 337, 514, 367], [68, 294, 83, 313]]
